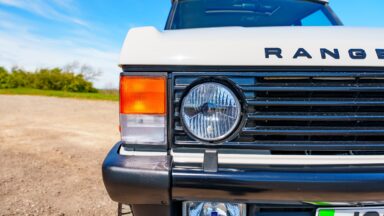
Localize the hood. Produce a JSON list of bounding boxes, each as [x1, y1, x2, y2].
[[119, 26, 384, 67]]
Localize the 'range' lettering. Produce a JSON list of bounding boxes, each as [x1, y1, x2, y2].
[[265, 48, 384, 60]]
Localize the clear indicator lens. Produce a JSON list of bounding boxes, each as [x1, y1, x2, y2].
[[181, 82, 241, 141], [120, 114, 166, 145]]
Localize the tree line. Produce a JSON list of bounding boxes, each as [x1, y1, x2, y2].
[[0, 65, 98, 93]]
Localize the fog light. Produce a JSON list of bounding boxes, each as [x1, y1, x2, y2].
[[183, 201, 246, 216]]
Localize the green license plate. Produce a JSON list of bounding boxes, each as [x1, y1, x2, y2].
[[317, 207, 384, 216]]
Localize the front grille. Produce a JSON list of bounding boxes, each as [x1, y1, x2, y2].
[[172, 70, 384, 153]]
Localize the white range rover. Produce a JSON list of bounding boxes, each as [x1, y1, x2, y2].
[[102, 0, 384, 216]]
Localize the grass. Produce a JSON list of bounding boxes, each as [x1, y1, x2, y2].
[[0, 88, 119, 101]]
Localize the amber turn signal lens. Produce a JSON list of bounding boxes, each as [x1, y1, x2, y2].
[[120, 76, 166, 115]]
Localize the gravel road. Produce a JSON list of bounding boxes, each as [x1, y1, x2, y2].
[[0, 95, 120, 215]]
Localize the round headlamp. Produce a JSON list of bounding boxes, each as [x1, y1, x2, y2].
[[181, 82, 241, 142]]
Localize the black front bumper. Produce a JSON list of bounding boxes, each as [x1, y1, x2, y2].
[[102, 143, 171, 205], [102, 143, 384, 206], [173, 166, 384, 202]]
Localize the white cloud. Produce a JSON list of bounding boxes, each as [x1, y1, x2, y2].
[[0, 10, 121, 89], [0, 0, 88, 26], [0, 31, 120, 89], [51, 0, 78, 12]]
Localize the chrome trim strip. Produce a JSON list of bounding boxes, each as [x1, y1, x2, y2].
[[120, 146, 167, 156], [172, 151, 384, 165], [120, 147, 384, 165]]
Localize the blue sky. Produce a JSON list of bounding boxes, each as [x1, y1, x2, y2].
[[0, 0, 383, 88]]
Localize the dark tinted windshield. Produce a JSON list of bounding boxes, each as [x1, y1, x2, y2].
[[167, 0, 342, 29]]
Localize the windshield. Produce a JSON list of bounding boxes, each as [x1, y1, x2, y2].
[[167, 0, 342, 29]]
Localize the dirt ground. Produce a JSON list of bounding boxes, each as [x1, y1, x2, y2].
[[0, 95, 122, 215]]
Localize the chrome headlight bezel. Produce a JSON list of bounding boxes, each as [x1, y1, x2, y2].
[[179, 78, 245, 144]]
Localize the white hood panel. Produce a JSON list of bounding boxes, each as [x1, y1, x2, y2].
[[120, 26, 384, 67]]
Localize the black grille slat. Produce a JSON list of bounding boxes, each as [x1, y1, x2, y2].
[[174, 140, 384, 151], [171, 71, 384, 77], [247, 99, 384, 106], [248, 112, 384, 121], [243, 127, 384, 136], [242, 84, 384, 92], [172, 71, 384, 153], [175, 140, 384, 146]]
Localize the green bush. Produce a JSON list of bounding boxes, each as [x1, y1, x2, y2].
[[8, 68, 33, 88], [0, 67, 12, 88], [0, 67, 97, 93]]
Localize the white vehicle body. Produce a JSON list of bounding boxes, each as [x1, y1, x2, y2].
[[103, 0, 384, 214], [120, 26, 384, 67]]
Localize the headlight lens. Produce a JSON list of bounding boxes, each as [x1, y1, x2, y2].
[[181, 82, 241, 142]]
